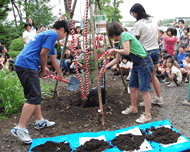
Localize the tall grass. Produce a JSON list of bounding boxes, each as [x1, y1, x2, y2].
[[0, 68, 53, 115]]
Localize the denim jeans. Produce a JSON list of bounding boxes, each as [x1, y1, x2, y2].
[[147, 49, 160, 65], [129, 53, 153, 92], [62, 60, 69, 72]]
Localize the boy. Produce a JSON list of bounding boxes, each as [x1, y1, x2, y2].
[[11, 20, 70, 144], [177, 44, 188, 68], [177, 20, 185, 42], [179, 26, 190, 52], [62, 47, 74, 75], [40, 25, 46, 32], [70, 45, 84, 72], [180, 53, 190, 83]]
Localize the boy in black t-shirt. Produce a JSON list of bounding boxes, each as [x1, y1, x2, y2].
[[62, 47, 74, 75]]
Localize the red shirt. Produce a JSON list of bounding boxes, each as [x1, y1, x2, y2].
[[163, 36, 177, 56]]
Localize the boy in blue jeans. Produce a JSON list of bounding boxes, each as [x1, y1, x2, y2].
[[11, 20, 69, 144]]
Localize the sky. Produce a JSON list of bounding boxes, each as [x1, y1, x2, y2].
[[50, 0, 190, 22], [7, 0, 190, 23]]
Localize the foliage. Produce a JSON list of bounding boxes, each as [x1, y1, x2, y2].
[[8, 51, 21, 60], [9, 37, 24, 52], [0, 68, 54, 115], [0, 0, 11, 21], [23, 0, 57, 28], [96, 0, 124, 24], [0, 21, 25, 50]]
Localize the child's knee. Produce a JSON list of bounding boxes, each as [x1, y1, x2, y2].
[[130, 87, 137, 92]]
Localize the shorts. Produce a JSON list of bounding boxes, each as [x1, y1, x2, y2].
[[15, 66, 42, 105], [147, 49, 160, 65], [129, 55, 153, 92]]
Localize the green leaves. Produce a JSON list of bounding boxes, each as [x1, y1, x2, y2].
[[9, 37, 24, 52], [0, 69, 53, 115]]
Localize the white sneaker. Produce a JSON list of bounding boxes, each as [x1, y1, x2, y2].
[[11, 126, 32, 144], [185, 78, 189, 83], [35, 119, 55, 130], [182, 100, 190, 106], [121, 106, 138, 115], [139, 97, 164, 107], [136, 113, 152, 124], [167, 82, 177, 87], [126, 75, 131, 81], [164, 81, 171, 85]]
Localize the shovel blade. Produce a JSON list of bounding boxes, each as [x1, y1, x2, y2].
[[66, 76, 80, 91]]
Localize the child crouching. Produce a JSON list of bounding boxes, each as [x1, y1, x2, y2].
[[163, 57, 182, 87]]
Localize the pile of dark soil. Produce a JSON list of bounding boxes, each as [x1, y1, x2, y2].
[[111, 133, 145, 151], [141, 126, 181, 144], [69, 88, 106, 108], [74, 139, 113, 152], [31, 141, 72, 152]]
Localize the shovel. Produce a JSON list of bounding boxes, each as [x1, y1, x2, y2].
[[42, 70, 80, 91]]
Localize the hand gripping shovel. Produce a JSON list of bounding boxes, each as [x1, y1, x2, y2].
[[42, 70, 80, 91]]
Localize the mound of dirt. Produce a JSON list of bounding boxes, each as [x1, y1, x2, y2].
[[31, 141, 72, 152], [111, 133, 145, 151], [141, 126, 181, 144], [74, 139, 113, 152]]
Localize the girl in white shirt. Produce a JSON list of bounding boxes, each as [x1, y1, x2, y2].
[[23, 22, 36, 47]]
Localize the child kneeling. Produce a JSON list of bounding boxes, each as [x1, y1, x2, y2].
[[163, 57, 182, 87]]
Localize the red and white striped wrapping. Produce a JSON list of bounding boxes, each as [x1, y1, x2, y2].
[[69, 0, 85, 99], [84, 0, 90, 95]]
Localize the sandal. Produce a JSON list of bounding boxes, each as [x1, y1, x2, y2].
[[121, 106, 138, 115]]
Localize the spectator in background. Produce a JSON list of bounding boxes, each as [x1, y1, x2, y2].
[[0, 53, 9, 70], [176, 20, 185, 42], [23, 22, 36, 47], [40, 25, 46, 32], [179, 26, 190, 52], [62, 47, 74, 75], [75, 26, 81, 35], [0, 46, 12, 63], [163, 57, 182, 87], [163, 28, 177, 56], [28, 18, 38, 34], [180, 53, 190, 83], [178, 44, 188, 68]]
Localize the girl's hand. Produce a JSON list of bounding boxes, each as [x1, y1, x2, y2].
[[107, 49, 116, 56]]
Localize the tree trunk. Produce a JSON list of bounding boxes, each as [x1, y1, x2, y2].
[[12, 0, 23, 22], [11, 1, 17, 28]]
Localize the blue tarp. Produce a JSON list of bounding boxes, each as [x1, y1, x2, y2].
[[29, 119, 190, 152]]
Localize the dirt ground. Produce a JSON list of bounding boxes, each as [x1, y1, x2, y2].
[[0, 69, 190, 152]]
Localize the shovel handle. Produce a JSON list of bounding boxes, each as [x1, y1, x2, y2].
[[42, 70, 69, 83]]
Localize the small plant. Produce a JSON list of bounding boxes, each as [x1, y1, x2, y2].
[[8, 51, 21, 60], [9, 37, 24, 52], [0, 68, 53, 115]]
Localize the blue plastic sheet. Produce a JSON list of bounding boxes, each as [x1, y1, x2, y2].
[[29, 119, 190, 152]]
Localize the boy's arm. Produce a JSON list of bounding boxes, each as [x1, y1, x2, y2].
[[49, 54, 63, 79], [40, 48, 49, 77]]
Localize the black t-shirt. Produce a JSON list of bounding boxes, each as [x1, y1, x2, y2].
[[4, 52, 10, 63], [64, 54, 74, 63]]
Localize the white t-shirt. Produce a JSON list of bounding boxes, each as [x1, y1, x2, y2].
[[23, 30, 36, 46], [171, 66, 182, 83], [183, 60, 190, 69], [133, 17, 159, 51]]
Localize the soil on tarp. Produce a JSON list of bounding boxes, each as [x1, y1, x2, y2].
[[74, 139, 113, 152], [31, 141, 72, 152], [141, 126, 181, 144], [111, 133, 145, 151]]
